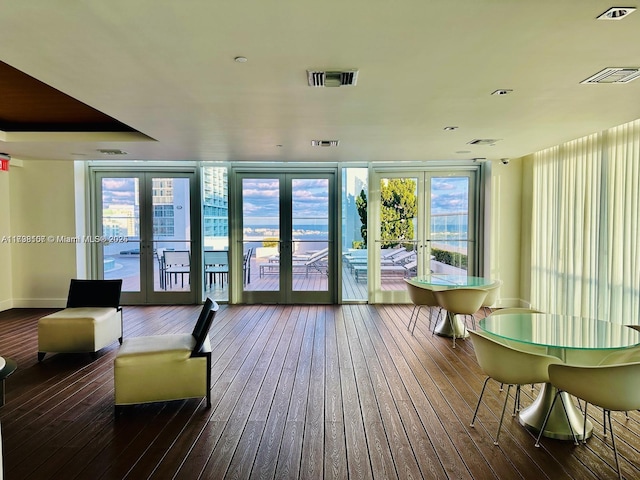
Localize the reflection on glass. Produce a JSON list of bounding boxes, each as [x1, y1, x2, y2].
[[102, 178, 140, 291]]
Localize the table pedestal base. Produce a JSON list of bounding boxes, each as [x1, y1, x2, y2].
[[519, 383, 592, 440], [434, 313, 469, 339]]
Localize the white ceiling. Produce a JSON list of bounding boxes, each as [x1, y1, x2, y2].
[[1, 1, 640, 163]]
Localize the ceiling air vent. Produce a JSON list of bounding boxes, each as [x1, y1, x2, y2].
[[581, 67, 640, 84], [307, 69, 358, 87], [467, 139, 501, 146], [311, 140, 339, 147], [97, 148, 128, 155]]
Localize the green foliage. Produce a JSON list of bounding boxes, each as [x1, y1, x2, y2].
[[380, 178, 417, 247], [352, 240, 365, 249], [355, 189, 368, 247], [431, 247, 468, 268]]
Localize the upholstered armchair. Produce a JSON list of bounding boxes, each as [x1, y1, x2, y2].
[[114, 298, 219, 412]]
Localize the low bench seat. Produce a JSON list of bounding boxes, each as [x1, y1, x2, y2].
[[38, 279, 123, 361]]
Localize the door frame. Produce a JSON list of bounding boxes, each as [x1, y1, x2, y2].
[[229, 166, 338, 304], [369, 165, 482, 303], [89, 166, 201, 305]]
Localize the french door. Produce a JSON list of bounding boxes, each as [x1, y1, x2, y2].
[[234, 170, 337, 304], [94, 170, 199, 304], [370, 169, 479, 303]]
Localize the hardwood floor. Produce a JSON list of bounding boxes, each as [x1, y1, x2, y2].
[[1, 305, 639, 479]]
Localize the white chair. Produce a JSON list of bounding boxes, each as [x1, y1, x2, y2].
[[469, 330, 562, 445], [432, 287, 488, 347], [479, 280, 502, 315], [164, 250, 190, 288], [404, 278, 441, 334], [535, 349, 640, 479]]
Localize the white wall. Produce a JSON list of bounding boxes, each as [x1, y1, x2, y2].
[[0, 166, 12, 311], [489, 158, 524, 307], [9, 160, 77, 308]]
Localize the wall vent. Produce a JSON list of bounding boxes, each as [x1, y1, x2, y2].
[[311, 140, 339, 147], [467, 139, 500, 146], [307, 70, 358, 87], [581, 67, 640, 84]]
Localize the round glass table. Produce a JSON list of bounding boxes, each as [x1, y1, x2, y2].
[[0, 356, 17, 406], [479, 312, 640, 440], [411, 274, 496, 338]]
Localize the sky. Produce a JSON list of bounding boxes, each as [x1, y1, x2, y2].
[[100, 174, 470, 224]]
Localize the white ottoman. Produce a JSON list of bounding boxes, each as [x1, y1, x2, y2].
[[38, 307, 123, 361]]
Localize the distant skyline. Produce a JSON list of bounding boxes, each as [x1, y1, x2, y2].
[[101, 174, 469, 226]]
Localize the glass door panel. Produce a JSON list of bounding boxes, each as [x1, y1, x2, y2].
[[101, 177, 141, 292], [377, 177, 419, 293], [242, 177, 281, 293], [292, 178, 329, 293], [429, 176, 471, 275], [152, 177, 192, 293]]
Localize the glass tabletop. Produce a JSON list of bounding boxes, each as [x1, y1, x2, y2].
[[411, 274, 494, 288], [479, 312, 640, 350]]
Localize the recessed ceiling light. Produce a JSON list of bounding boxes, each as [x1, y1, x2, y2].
[[443, 126, 458, 131], [467, 139, 501, 146], [491, 89, 513, 96], [597, 7, 636, 20], [234, 56, 248, 63], [311, 140, 339, 147]]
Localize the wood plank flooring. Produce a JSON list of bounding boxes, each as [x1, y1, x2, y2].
[[0, 305, 639, 479]]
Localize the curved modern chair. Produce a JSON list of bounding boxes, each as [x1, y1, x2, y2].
[[404, 278, 441, 334], [432, 287, 488, 347], [469, 330, 562, 445], [535, 352, 640, 480], [480, 280, 502, 315]]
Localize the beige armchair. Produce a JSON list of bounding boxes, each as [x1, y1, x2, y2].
[[114, 298, 219, 412], [38, 279, 123, 361]]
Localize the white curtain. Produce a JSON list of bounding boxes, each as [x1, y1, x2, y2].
[[531, 119, 640, 324]]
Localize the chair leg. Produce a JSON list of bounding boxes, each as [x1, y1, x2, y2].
[[407, 305, 419, 333], [556, 391, 580, 446], [470, 377, 491, 428], [605, 410, 622, 480], [494, 384, 512, 445], [582, 402, 589, 444], [536, 390, 562, 447]]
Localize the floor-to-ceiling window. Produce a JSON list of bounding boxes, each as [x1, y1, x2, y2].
[[530, 119, 640, 323]]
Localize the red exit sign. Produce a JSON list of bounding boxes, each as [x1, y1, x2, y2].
[[0, 159, 8, 171]]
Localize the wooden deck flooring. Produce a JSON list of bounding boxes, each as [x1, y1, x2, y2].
[[1, 305, 638, 479]]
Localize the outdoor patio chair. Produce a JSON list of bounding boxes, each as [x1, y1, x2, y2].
[[164, 250, 190, 288]]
